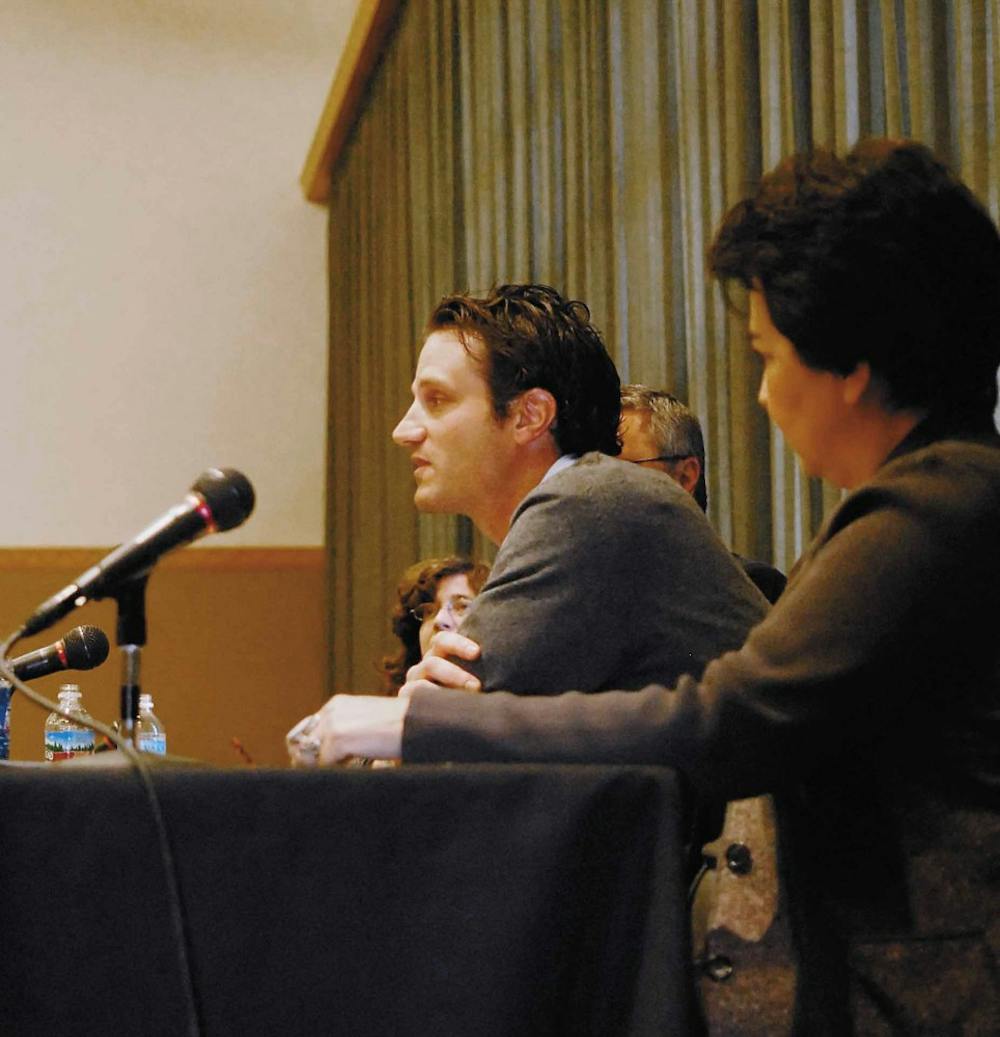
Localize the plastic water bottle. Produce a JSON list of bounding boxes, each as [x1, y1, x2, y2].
[[44, 684, 96, 761], [136, 692, 167, 755]]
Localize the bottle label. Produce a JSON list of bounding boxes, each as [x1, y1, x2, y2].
[[45, 729, 95, 761], [138, 734, 167, 755], [0, 683, 11, 761]]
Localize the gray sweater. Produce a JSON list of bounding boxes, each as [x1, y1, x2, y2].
[[459, 451, 768, 695]]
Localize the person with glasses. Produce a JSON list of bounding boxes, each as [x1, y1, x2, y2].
[[619, 384, 710, 505], [620, 384, 787, 604], [380, 556, 490, 694]]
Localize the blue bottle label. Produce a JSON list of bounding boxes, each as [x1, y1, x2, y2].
[[45, 728, 95, 760], [139, 734, 167, 755], [0, 683, 11, 761]]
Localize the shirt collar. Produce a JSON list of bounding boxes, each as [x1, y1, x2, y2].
[[540, 453, 580, 483]]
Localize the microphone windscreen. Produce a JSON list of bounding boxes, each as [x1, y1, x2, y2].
[[192, 468, 255, 532], [62, 625, 110, 671]]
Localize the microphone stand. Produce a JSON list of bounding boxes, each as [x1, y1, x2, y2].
[[115, 574, 149, 749]]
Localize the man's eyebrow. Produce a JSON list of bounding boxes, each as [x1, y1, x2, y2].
[[411, 373, 452, 393]]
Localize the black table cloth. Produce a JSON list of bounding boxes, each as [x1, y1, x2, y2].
[[0, 757, 693, 1035]]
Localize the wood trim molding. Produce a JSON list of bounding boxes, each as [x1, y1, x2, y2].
[[0, 547, 325, 572], [300, 0, 403, 204]]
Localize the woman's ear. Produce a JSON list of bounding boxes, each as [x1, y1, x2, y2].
[[512, 388, 558, 443], [842, 361, 873, 406]]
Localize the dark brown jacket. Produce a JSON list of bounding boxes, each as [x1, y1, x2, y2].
[[406, 413, 1000, 1033]]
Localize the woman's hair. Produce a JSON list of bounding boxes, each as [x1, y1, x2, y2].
[[379, 556, 490, 693], [709, 139, 1000, 417]]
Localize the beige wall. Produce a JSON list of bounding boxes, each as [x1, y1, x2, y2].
[[0, 0, 360, 758], [1, 0, 359, 545]]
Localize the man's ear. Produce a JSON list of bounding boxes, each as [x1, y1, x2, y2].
[[512, 388, 558, 444], [671, 456, 701, 496]]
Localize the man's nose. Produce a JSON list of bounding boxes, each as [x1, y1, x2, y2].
[[757, 375, 768, 410], [392, 402, 424, 445]]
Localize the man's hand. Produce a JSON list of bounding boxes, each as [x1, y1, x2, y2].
[[286, 695, 409, 768], [401, 630, 482, 695]]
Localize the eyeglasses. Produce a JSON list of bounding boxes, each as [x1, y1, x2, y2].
[[628, 454, 693, 466], [410, 595, 474, 623]]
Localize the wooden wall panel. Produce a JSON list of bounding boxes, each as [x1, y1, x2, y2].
[[1, 549, 324, 768]]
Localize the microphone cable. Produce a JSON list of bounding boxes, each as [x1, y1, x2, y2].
[[0, 624, 203, 1037]]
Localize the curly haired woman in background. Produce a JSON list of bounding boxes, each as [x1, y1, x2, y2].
[[380, 557, 490, 694]]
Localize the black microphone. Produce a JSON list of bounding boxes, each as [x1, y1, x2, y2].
[[8, 625, 110, 682], [23, 468, 255, 638]]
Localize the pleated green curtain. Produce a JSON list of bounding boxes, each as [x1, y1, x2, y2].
[[325, 0, 1000, 694]]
